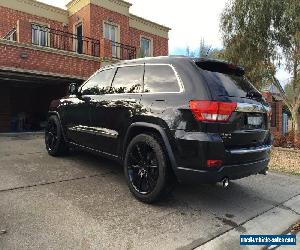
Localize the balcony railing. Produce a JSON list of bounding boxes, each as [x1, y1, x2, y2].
[[111, 41, 136, 60], [31, 26, 101, 57], [2, 25, 137, 60]]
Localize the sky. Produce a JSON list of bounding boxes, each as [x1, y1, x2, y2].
[[39, 0, 290, 86]]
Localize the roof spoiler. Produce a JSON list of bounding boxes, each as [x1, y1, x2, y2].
[[194, 58, 245, 76]]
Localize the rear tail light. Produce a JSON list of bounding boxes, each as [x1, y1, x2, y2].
[[189, 100, 237, 122], [207, 160, 223, 168]]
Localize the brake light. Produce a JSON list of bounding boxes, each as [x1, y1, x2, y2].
[[207, 160, 223, 168], [189, 100, 237, 122]]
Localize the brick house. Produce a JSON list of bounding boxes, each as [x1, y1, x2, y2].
[[262, 79, 289, 136], [0, 0, 170, 132]]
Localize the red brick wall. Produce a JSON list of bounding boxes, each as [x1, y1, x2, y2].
[[71, 4, 168, 57], [89, 4, 130, 44], [0, 3, 169, 79], [68, 4, 91, 37], [129, 27, 168, 56], [0, 6, 66, 38], [262, 92, 283, 135], [0, 43, 100, 78]]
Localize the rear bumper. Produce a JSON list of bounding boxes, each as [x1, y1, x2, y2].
[[175, 158, 270, 184]]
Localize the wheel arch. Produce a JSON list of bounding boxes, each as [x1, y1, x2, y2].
[[47, 111, 67, 141], [123, 122, 178, 173]]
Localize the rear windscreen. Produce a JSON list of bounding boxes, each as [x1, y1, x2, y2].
[[202, 70, 256, 98], [195, 60, 260, 98]]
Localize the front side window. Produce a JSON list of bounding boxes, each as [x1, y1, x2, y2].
[[81, 69, 116, 95], [144, 65, 180, 93], [140, 37, 151, 57], [32, 24, 49, 46], [111, 66, 144, 94]]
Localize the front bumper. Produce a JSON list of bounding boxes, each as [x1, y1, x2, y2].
[[175, 158, 270, 184]]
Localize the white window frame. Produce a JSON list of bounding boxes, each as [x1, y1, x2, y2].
[[74, 22, 84, 54], [31, 23, 49, 47], [140, 36, 153, 57], [103, 21, 120, 58]]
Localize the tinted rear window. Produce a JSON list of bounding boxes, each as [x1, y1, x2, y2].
[[202, 71, 255, 98], [195, 60, 257, 98]]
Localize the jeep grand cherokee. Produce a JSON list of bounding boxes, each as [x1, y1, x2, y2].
[[45, 56, 272, 203]]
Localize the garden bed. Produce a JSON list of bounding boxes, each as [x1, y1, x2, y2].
[[269, 147, 300, 176]]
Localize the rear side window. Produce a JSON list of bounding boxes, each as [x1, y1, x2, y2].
[[111, 66, 143, 93], [81, 69, 115, 95], [144, 65, 180, 93]]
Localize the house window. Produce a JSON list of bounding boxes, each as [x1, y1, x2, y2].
[[104, 23, 119, 58], [31, 24, 49, 46], [140, 37, 152, 57], [75, 23, 83, 54], [4, 28, 17, 41]]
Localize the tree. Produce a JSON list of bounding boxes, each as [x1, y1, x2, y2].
[[274, 0, 300, 134], [220, 0, 300, 136]]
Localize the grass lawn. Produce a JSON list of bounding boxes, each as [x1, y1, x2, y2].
[[269, 147, 300, 176]]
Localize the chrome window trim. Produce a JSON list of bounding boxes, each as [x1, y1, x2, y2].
[[79, 63, 185, 95], [236, 102, 270, 113]]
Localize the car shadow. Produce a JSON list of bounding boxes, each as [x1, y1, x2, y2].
[[62, 150, 278, 223]]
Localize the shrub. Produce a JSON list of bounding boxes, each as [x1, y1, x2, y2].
[[273, 131, 300, 149]]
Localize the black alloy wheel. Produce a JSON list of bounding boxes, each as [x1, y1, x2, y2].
[[45, 116, 68, 156], [45, 118, 58, 152], [127, 142, 159, 195], [124, 133, 173, 203]]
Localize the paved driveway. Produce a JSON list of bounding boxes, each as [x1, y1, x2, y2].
[[0, 134, 299, 250]]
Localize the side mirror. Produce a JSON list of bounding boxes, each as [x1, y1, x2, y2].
[[68, 83, 79, 95]]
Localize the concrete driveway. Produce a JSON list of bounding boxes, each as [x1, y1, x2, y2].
[[0, 134, 299, 250]]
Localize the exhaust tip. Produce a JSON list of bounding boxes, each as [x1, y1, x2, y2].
[[222, 178, 230, 188], [259, 167, 269, 175]]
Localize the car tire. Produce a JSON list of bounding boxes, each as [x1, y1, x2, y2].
[[45, 115, 68, 156], [124, 133, 174, 203]]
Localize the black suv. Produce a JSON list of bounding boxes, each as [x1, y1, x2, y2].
[[45, 56, 272, 203]]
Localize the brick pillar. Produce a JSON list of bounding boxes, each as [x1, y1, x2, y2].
[[276, 101, 283, 135], [17, 19, 32, 44]]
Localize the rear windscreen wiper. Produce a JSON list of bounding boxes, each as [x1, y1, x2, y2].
[[246, 90, 262, 100]]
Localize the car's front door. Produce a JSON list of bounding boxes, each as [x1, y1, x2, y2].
[[64, 70, 114, 148], [89, 65, 144, 157], [61, 94, 91, 147]]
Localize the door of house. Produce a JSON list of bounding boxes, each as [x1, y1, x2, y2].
[[75, 24, 83, 54], [104, 23, 118, 58]]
